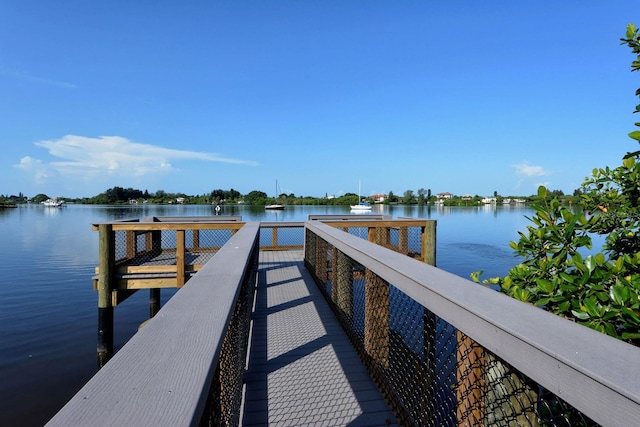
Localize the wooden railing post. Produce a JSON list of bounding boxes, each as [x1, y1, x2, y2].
[[142, 216, 161, 255], [380, 226, 390, 247], [149, 288, 160, 318], [368, 226, 376, 243], [97, 223, 114, 366], [126, 230, 136, 259], [315, 237, 327, 285], [399, 226, 408, 254], [422, 220, 437, 423], [193, 229, 200, 251], [304, 228, 316, 272], [364, 269, 389, 369], [456, 332, 485, 426], [176, 229, 186, 287], [272, 227, 278, 249], [422, 220, 436, 266], [484, 355, 538, 426], [330, 245, 338, 293], [335, 250, 353, 321]]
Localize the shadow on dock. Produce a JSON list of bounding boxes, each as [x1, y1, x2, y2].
[[242, 251, 397, 426]]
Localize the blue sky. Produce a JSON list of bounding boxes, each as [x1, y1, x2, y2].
[[1, 1, 639, 199]]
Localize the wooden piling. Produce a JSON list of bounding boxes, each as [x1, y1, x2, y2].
[[149, 288, 161, 318], [422, 220, 436, 266], [335, 250, 353, 321], [192, 229, 200, 251], [97, 224, 115, 365], [422, 220, 437, 423], [364, 269, 389, 369], [315, 237, 327, 284], [456, 332, 485, 426], [176, 230, 186, 287]]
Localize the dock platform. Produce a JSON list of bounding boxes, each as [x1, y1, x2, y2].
[[242, 250, 397, 426]]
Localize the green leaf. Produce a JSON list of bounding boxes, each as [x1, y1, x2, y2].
[[623, 156, 637, 168], [535, 298, 550, 307], [622, 331, 640, 340], [610, 285, 630, 305], [536, 279, 554, 294], [470, 270, 483, 283], [583, 298, 603, 317], [572, 309, 590, 320], [627, 23, 637, 39], [584, 256, 596, 273], [558, 301, 571, 312], [537, 185, 547, 199], [559, 272, 575, 283]]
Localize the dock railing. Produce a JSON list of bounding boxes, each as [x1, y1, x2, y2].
[[304, 220, 640, 426], [48, 222, 260, 427], [90, 216, 429, 362], [91, 216, 247, 361], [50, 216, 640, 426]]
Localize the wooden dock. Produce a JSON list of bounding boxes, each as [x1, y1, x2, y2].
[[242, 250, 397, 426], [48, 218, 640, 426]]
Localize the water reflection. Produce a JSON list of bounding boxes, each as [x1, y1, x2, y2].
[[0, 202, 543, 426]]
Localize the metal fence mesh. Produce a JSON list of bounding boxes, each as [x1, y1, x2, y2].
[[113, 228, 234, 268], [325, 224, 426, 260], [202, 237, 258, 426], [306, 231, 599, 427]]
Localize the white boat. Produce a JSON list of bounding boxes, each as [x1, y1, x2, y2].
[[350, 180, 372, 211], [350, 201, 372, 211], [265, 180, 285, 210], [42, 198, 65, 207], [265, 203, 285, 210]]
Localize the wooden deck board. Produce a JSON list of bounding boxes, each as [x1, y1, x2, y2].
[[242, 250, 397, 426]]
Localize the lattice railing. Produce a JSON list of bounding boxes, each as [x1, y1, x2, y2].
[[304, 220, 638, 427]]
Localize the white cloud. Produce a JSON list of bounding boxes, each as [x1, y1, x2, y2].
[[15, 156, 50, 183], [16, 135, 257, 181], [28, 135, 256, 176], [511, 162, 552, 177]]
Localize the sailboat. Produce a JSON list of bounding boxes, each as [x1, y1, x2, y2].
[[350, 180, 372, 211], [42, 197, 66, 207], [265, 180, 285, 210]]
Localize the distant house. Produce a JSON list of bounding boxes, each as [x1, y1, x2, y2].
[[372, 194, 387, 203], [437, 192, 454, 200], [176, 197, 185, 204], [461, 194, 472, 201], [482, 197, 497, 204]]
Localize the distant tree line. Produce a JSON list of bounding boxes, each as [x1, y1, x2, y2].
[[3, 186, 582, 207]]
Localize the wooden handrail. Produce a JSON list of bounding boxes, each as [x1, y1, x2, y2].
[[304, 220, 640, 427], [48, 222, 261, 427]]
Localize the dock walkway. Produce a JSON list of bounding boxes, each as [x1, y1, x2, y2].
[[242, 250, 397, 426]]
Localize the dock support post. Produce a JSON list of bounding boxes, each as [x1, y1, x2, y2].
[[335, 250, 353, 323], [364, 269, 389, 369], [176, 229, 186, 287], [315, 237, 327, 285], [456, 332, 485, 426], [399, 226, 408, 254], [97, 224, 114, 366], [272, 227, 278, 249], [422, 220, 436, 266], [422, 220, 437, 424], [149, 288, 161, 318]]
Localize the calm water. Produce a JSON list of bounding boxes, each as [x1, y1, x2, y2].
[[0, 203, 532, 426]]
